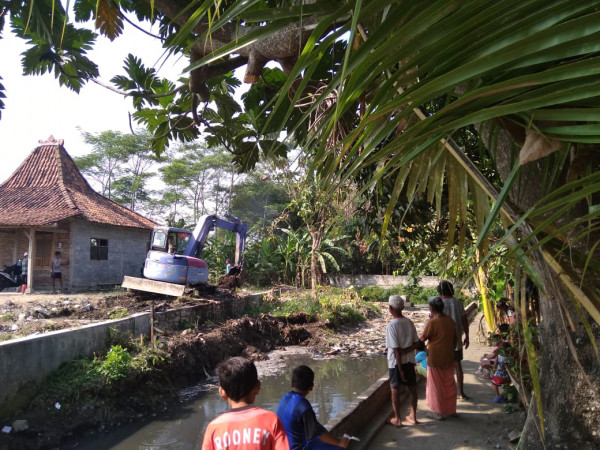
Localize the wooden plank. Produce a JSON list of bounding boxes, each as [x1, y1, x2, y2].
[[121, 276, 186, 297]]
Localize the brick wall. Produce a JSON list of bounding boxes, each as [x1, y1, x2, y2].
[[0, 230, 18, 269], [70, 219, 151, 289]]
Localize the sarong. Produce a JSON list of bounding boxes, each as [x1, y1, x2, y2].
[[426, 365, 457, 415]]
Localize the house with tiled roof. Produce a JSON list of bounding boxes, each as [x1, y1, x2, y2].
[[0, 137, 156, 292]]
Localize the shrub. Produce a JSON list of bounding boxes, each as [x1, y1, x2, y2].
[[503, 384, 519, 403], [358, 286, 388, 302], [409, 287, 438, 304], [108, 307, 129, 319], [321, 304, 365, 327], [42, 359, 104, 402], [97, 345, 133, 383]]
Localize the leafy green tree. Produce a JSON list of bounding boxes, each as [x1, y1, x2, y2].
[[110, 173, 153, 210], [290, 172, 344, 298], [74, 130, 160, 210], [229, 172, 290, 238], [74, 131, 127, 199], [169, 143, 222, 222], [158, 159, 188, 226], [247, 237, 285, 287]]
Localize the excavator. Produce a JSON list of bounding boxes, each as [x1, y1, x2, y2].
[[122, 214, 247, 296]]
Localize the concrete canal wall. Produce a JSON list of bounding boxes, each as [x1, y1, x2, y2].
[[329, 274, 440, 288], [0, 294, 262, 416]]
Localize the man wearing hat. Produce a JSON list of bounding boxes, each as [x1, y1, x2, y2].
[[385, 294, 420, 427]]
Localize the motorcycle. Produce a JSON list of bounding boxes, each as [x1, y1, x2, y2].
[[0, 263, 22, 291]]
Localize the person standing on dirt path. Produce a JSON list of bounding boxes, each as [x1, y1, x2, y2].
[[225, 259, 231, 275], [202, 356, 289, 450], [51, 251, 63, 291], [277, 365, 350, 449], [437, 280, 470, 400], [385, 294, 420, 428], [420, 296, 458, 420]]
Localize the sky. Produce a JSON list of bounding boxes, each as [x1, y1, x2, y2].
[[0, 16, 187, 184]]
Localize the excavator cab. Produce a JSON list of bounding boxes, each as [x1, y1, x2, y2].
[[144, 227, 208, 285], [150, 228, 191, 255]]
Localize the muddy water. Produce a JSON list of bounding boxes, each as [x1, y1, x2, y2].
[[71, 350, 387, 449]]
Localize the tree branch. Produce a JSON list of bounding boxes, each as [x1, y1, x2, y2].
[[91, 78, 187, 98], [122, 13, 163, 40], [147, 0, 317, 84]]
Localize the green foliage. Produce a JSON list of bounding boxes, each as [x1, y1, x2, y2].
[[97, 345, 133, 383], [43, 359, 104, 402], [0, 313, 16, 321], [130, 346, 166, 373], [318, 295, 366, 328], [503, 384, 519, 404], [357, 283, 437, 305], [73, 130, 160, 212], [407, 287, 439, 305], [400, 276, 424, 302], [253, 287, 377, 329], [35, 334, 166, 406], [108, 308, 129, 319], [358, 286, 388, 303], [229, 173, 290, 236], [265, 296, 323, 317]]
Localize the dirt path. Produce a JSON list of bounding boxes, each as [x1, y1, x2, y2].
[[366, 314, 524, 450]]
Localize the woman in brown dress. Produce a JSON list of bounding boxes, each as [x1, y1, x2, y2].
[[420, 296, 458, 420]]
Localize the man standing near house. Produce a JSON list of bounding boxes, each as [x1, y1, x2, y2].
[[19, 252, 28, 294], [51, 251, 63, 291], [437, 280, 470, 400]]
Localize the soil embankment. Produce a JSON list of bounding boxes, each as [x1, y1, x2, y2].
[[0, 289, 237, 340]]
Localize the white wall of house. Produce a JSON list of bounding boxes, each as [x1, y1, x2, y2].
[[69, 219, 151, 289]]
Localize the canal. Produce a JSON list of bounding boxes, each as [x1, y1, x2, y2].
[[69, 349, 387, 449]]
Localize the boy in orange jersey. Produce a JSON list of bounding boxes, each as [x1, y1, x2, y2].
[[202, 356, 289, 450]]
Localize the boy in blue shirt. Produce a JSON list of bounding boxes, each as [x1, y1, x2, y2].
[[277, 365, 349, 450]]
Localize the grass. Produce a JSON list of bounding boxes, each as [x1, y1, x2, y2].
[[0, 313, 16, 321], [245, 286, 380, 328], [108, 307, 129, 319], [32, 330, 166, 408]]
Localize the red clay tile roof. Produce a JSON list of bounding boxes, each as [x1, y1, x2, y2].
[[0, 139, 156, 229]]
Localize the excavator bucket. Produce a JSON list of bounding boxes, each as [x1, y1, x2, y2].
[[122, 276, 189, 297], [217, 265, 243, 289]]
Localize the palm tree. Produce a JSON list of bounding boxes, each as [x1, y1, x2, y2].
[[183, 1, 600, 444], [266, 2, 600, 445]]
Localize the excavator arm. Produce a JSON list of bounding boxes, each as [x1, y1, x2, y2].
[[184, 214, 248, 268]]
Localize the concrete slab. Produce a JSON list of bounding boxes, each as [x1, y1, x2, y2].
[[122, 276, 187, 297]]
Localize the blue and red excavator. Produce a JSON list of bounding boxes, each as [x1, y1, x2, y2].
[[122, 214, 247, 296]]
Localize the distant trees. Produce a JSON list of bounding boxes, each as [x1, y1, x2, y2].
[[74, 130, 161, 211]]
